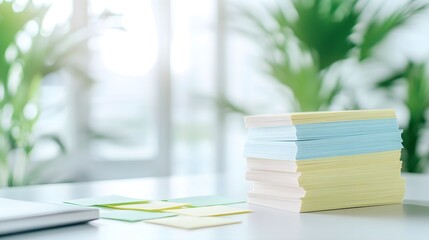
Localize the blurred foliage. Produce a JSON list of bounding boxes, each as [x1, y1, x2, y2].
[[376, 63, 429, 173], [226, 0, 428, 173], [359, 3, 428, 61], [232, 0, 425, 112], [0, 1, 94, 187], [280, 0, 359, 70]]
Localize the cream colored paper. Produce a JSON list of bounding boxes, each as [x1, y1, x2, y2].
[[245, 109, 396, 127], [165, 205, 251, 217], [146, 216, 240, 229]]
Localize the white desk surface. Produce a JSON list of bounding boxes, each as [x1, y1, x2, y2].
[[0, 173, 429, 240]]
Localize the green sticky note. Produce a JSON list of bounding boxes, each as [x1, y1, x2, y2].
[[64, 195, 147, 207], [101, 210, 177, 222], [164, 195, 245, 207]]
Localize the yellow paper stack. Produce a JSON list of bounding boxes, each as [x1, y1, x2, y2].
[[244, 109, 405, 212]]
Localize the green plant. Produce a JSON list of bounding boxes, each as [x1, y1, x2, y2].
[[0, 1, 92, 187], [358, 3, 428, 61], [224, 0, 429, 173], [359, 1, 429, 173], [229, 0, 426, 112], [376, 63, 429, 172]]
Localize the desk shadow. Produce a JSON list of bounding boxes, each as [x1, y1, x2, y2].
[[309, 202, 429, 220], [1, 223, 98, 240]]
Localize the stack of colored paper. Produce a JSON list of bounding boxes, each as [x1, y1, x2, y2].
[[243, 109, 405, 212]]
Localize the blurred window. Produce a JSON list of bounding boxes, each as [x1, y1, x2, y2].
[[33, 0, 220, 181], [88, 0, 158, 161]]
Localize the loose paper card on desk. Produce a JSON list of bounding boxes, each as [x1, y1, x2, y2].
[[108, 201, 190, 211], [165, 205, 251, 217], [64, 195, 147, 207], [146, 216, 241, 230], [101, 210, 177, 222], [165, 195, 245, 207]]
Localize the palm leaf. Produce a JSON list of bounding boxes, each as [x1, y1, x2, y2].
[[376, 62, 429, 173], [290, 0, 360, 69], [358, 2, 428, 61], [376, 71, 406, 88]]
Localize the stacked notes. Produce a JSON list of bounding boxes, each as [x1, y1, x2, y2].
[[64, 195, 249, 229], [244, 109, 406, 212]]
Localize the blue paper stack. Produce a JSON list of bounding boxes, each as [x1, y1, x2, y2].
[[243, 109, 405, 212]]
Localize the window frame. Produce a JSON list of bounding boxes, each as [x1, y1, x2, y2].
[[30, 0, 228, 182], [66, 0, 173, 180]]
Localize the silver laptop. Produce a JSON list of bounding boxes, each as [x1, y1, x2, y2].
[[0, 198, 99, 235]]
